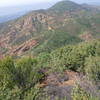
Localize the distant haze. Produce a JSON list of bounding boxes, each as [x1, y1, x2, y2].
[[0, 2, 56, 16], [0, 0, 100, 23], [0, 2, 56, 23], [1, 0, 100, 15], [0, 0, 100, 7]]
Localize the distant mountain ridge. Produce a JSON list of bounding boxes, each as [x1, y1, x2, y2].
[[0, 11, 27, 23], [87, 2, 100, 6], [0, 0, 100, 57]]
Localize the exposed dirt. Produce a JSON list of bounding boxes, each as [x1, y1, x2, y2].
[[80, 32, 93, 41], [38, 70, 100, 100], [7, 39, 38, 56]]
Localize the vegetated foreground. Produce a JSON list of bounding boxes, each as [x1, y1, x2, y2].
[[0, 39, 100, 100]]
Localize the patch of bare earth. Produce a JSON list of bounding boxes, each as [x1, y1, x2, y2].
[[80, 32, 93, 41], [38, 70, 100, 100], [7, 39, 38, 56]]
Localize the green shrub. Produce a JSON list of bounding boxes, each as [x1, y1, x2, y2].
[[0, 56, 16, 88], [23, 86, 41, 100], [0, 86, 21, 100], [85, 56, 100, 82], [0, 56, 45, 100], [72, 84, 99, 100]]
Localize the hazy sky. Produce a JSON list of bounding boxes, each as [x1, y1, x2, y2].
[[0, 0, 100, 7]]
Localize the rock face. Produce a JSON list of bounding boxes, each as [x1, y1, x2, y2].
[[0, 52, 3, 59], [7, 39, 37, 56], [0, 1, 100, 57], [80, 32, 93, 41], [38, 70, 100, 100]]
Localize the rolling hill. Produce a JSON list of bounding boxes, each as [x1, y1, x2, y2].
[[0, 0, 100, 57]]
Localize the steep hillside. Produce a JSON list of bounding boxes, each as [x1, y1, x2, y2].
[[0, 0, 100, 57]]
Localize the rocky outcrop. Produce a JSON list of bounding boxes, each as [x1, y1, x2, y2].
[[8, 39, 37, 56]]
